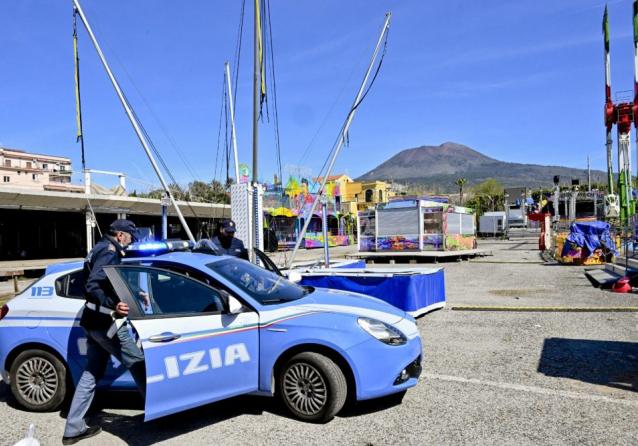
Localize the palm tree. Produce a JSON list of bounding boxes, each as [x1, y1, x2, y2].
[[455, 178, 468, 205]]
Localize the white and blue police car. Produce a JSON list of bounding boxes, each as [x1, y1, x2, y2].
[[0, 243, 422, 422]]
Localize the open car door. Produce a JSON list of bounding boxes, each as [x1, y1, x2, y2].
[[253, 248, 283, 276], [104, 265, 259, 421]]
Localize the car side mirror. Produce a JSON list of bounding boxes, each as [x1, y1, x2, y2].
[[287, 270, 302, 283], [227, 295, 244, 314]]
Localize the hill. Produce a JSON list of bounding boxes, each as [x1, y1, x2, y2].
[[356, 142, 606, 191]]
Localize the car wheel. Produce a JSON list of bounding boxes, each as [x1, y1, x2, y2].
[[9, 349, 67, 412], [278, 352, 347, 423]]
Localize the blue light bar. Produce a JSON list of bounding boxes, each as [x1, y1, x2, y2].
[[136, 242, 169, 251], [126, 240, 194, 257]]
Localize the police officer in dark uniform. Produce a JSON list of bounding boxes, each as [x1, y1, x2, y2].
[[210, 219, 249, 260], [63, 219, 146, 445]]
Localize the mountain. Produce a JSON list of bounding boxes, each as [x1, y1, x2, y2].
[[356, 142, 606, 191]]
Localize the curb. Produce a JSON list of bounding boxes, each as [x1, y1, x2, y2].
[[450, 306, 638, 312]]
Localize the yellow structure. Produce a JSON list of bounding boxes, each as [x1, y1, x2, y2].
[[340, 179, 392, 213], [310, 173, 393, 214]]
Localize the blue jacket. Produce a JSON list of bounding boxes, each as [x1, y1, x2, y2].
[[210, 235, 249, 260], [80, 235, 125, 330]]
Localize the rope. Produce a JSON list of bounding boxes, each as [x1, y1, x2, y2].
[[214, 75, 226, 184], [232, 0, 246, 118], [80, 6, 202, 185]]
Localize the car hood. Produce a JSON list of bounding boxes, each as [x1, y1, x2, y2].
[[296, 287, 406, 325]]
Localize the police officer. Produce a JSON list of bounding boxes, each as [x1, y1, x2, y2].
[[210, 219, 249, 260], [62, 219, 146, 445]]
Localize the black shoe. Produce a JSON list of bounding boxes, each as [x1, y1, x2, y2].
[[62, 426, 102, 445]]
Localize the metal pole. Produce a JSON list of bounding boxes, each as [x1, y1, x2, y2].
[[321, 197, 330, 267], [225, 62, 240, 184], [252, 1, 260, 184], [85, 209, 93, 254], [587, 155, 591, 192], [161, 193, 169, 240], [287, 12, 392, 269], [72, 0, 195, 243]]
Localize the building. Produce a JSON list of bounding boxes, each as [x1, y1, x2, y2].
[[340, 179, 392, 213], [0, 146, 230, 261], [0, 147, 82, 193]]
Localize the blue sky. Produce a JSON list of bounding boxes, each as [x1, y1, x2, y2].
[[0, 0, 634, 191]]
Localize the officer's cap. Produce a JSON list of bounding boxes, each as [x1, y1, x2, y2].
[[220, 219, 236, 233], [109, 219, 138, 241]]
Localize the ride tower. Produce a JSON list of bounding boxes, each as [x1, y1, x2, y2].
[[602, 4, 638, 222]]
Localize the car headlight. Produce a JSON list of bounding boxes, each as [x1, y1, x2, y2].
[[357, 317, 407, 346]]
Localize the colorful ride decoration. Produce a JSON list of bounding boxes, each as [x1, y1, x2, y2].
[[554, 221, 618, 265], [261, 174, 358, 250]]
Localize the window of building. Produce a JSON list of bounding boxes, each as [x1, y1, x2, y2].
[[60, 165, 66, 172], [3, 176, 10, 183], [365, 189, 373, 203], [42, 163, 48, 170], [32, 174, 37, 181], [379, 190, 383, 202], [26, 162, 32, 169], [4, 160, 10, 167]]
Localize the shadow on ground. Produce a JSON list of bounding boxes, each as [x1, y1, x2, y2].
[[537, 338, 638, 392], [74, 391, 403, 445]]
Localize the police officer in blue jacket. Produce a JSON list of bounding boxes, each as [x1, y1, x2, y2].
[[63, 219, 146, 445], [210, 219, 249, 260]]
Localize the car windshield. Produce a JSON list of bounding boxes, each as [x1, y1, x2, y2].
[[207, 258, 307, 305]]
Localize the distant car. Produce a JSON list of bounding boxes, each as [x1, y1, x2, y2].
[[0, 246, 422, 422]]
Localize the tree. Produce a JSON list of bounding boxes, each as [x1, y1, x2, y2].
[[137, 181, 228, 202], [467, 178, 504, 215], [455, 178, 468, 205]]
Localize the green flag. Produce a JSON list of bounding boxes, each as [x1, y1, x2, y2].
[[604, 6, 610, 52]]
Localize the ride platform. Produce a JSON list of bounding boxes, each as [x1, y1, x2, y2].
[[348, 249, 491, 264]]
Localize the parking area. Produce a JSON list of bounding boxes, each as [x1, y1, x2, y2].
[[0, 234, 637, 445]]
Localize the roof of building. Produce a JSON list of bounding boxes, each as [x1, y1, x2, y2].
[[0, 186, 229, 218], [312, 174, 352, 183], [0, 147, 72, 163]]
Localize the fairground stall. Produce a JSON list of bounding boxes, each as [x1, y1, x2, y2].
[[302, 211, 355, 249], [358, 199, 476, 252], [264, 207, 356, 250]]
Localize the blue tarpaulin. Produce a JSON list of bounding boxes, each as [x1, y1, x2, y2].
[[561, 221, 618, 258], [299, 268, 445, 316]]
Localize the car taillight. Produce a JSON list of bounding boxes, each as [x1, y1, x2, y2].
[[0, 304, 8, 320]]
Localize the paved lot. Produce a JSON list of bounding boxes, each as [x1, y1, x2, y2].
[[1, 233, 637, 445]]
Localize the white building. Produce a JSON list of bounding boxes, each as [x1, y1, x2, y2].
[[0, 147, 82, 192]]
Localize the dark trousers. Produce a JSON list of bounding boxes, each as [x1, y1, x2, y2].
[[64, 323, 145, 437]]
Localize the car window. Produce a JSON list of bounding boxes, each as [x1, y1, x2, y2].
[[207, 258, 307, 305], [116, 267, 225, 316], [54, 270, 84, 299]]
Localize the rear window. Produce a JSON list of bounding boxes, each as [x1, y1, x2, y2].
[[54, 271, 84, 299]]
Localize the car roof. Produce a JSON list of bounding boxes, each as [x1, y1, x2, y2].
[[43, 252, 232, 278], [126, 251, 231, 271]]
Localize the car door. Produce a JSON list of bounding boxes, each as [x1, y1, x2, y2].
[[104, 265, 259, 421], [254, 248, 283, 276]]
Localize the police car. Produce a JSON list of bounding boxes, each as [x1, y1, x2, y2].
[[0, 244, 422, 422]]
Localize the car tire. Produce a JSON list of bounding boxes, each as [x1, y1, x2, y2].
[[278, 352, 347, 423], [9, 349, 67, 412]]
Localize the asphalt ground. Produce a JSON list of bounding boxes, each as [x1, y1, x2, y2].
[[1, 232, 637, 445]]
